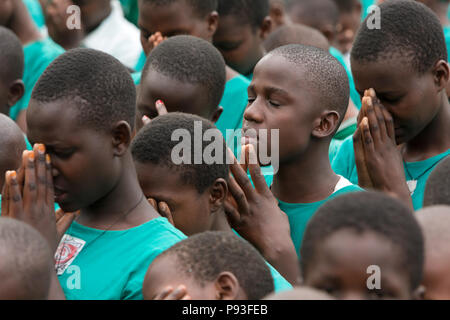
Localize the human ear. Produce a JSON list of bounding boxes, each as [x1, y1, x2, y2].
[[269, 2, 285, 28], [209, 178, 228, 213], [7, 80, 25, 107], [311, 110, 340, 139], [432, 60, 449, 92], [206, 11, 219, 38], [214, 271, 241, 300], [111, 120, 132, 157], [210, 106, 224, 124], [259, 16, 273, 40]]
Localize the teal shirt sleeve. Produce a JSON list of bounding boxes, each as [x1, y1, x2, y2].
[[331, 135, 359, 185], [266, 262, 293, 293], [329, 47, 361, 110], [131, 71, 142, 85], [10, 38, 65, 120], [23, 0, 45, 30], [134, 51, 147, 72]]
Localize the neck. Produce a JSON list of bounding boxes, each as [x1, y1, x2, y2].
[[403, 93, 450, 161], [78, 153, 158, 229], [85, 5, 112, 34], [9, 1, 41, 45], [272, 141, 339, 203], [210, 210, 232, 232]]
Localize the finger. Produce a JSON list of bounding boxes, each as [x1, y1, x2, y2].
[[223, 200, 241, 227], [34, 144, 47, 201], [45, 154, 55, 208], [142, 115, 151, 126], [154, 286, 174, 300], [381, 105, 396, 142], [147, 198, 158, 210], [373, 99, 388, 141], [2, 171, 10, 216], [240, 144, 249, 173], [365, 97, 381, 148], [357, 94, 368, 125], [247, 144, 269, 195], [8, 171, 24, 219], [227, 174, 250, 215], [155, 100, 168, 116], [229, 148, 255, 200], [165, 285, 188, 300], [361, 117, 375, 154], [158, 202, 174, 226], [23, 151, 37, 210], [56, 211, 77, 243], [55, 208, 65, 221]]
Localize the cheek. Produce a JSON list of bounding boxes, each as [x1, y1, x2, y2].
[[173, 198, 211, 235]]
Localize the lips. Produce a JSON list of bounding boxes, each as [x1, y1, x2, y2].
[[54, 186, 68, 202]]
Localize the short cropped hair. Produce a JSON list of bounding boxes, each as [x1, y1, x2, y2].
[[287, 0, 339, 29], [140, 0, 218, 17], [0, 218, 53, 299], [269, 44, 349, 125], [423, 156, 450, 207], [0, 26, 24, 84], [301, 191, 424, 291], [264, 24, 329, 52], [217, 0, 270, 29], [154, 231, 274, 299], [351, 0, 447, 74], [131, 113, 229, 194], [31, 48, 136, 132], [142, 35, 226, 117]]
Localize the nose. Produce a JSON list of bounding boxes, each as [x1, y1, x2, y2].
[[243, 98, 264, 124]]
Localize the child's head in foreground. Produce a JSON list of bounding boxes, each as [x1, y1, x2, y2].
[[213, 0, 272, 76], [416, 205, 450, 300], [132, 113, 229, 236], [138, 0, 219, 55], [423, 156, 450, 207], [0, 217, 53, 299], [0, 26, 24, 116], [263, 24, 330, 52], [26, 48, 137, 213], [136, 35, 226, 132], [242, 44, 348, 164], [0, 114, 26, 190], [300, 191, 424, 300], [143, 231, 274, 300], [351, 0, 448, 146]]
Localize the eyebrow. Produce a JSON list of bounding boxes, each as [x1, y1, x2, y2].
[[248, 84, 290, 97]]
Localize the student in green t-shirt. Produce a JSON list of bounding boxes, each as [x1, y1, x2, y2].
[[332, 1, 450, 211], [213, 0, 272, 80], [135, 0, 250, 139], [132, 113, 295, 291], [0, 0, 64, 131], [21, 49, 186, 300], [240, 45, 362, 259]]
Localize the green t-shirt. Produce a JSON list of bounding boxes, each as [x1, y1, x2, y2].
[[119, 0, 139, 26], [444, 26, 450, 63], [329, 46, 362, 110], [10, 37, 64, 120], [217, 75, 250, 150], [278, 182, 362, 258], [360, 0, 376, 20], [134, 52, 147, 72], [331, 136, 450, 210], [56, 217, 186, 300]]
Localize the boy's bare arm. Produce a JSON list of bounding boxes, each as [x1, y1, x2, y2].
[[224, 146, 301, 286]]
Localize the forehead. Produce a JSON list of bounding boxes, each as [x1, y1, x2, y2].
[[215, 15, 254, 39], [139, 70, 211, 116], [351, 56, 423, 94], [139, 0, 199, 33]]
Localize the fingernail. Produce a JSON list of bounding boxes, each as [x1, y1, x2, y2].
[[10, 171, 17, 180], [28, 151, 35, 161], [46, 154, 51, 164], [156, 100, 163, 105], [367, 97, 372, 107], [142, 115, 150, 121]]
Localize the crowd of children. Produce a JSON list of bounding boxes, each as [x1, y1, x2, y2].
[[0, 0, 449, 301]]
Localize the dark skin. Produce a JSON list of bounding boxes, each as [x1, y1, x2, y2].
[[351, 57, 450, 207], [26, 98, 160, 230], [0, 78, 24, 117], [303, 229, 422, 300], [213, 15, 272, 77], [134, 72, 223, 133], [143, 254, 247, 300], [243, 53, 341, 204], [416, 0, 449, 27], [269, 0, 292, 30], [335, 2, 361, 54]]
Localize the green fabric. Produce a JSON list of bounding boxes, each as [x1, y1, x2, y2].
[[244, 73, 253, 81], [24, 0, 45, 30], [10, 37, 64, 120], [216, 75, 249, 153], [131, 71, 142, 85], [57, 217, 186, 300], [444, 26, 450, 63], [329, 46, 361, 110], [119, 0, 139, 26], [332, 136, 450, 210], [360, 0, 376, 20], [279, 184, 363, 258], [134, 51, 147, 72]]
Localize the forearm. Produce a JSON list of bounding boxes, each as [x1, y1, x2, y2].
[[47, 271, 66, 300]]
